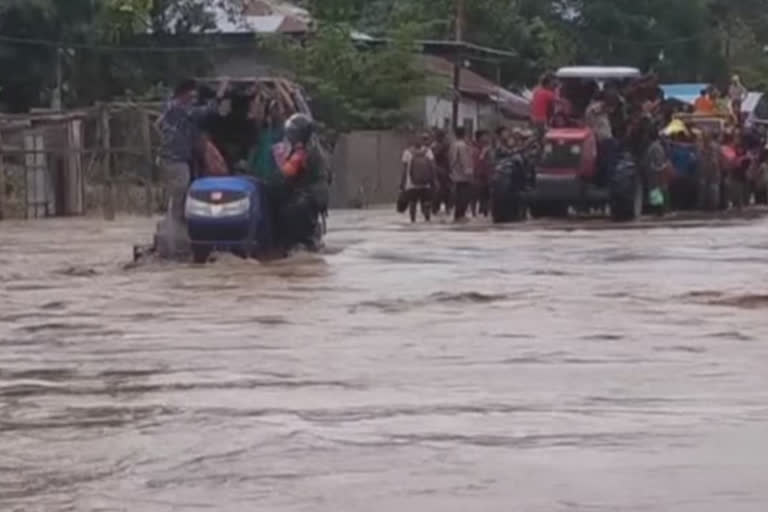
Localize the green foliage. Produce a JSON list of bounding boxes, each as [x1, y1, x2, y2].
[[0, 0, 224, 111], [3, 0, 768, 115], [268, 22, 434, 130]]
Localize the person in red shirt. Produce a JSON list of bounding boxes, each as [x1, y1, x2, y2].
[[531, 73, 557, 139]]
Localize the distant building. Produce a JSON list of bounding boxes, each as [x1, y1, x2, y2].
[[210, 0, 310, 35], [419, 55, 529, 132], [163, 0, 530, 127]]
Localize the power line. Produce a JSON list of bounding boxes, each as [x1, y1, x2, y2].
[[577, 30, 711, 47], [0, 26, 713, 55], [0, 33, 259, 52]]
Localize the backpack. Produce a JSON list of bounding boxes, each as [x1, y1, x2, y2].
[[409, 147, 434, 187]]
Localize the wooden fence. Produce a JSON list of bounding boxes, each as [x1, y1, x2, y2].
[[0, 103, 164, 221]]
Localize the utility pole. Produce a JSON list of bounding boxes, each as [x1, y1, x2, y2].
[[52, 47, 63, 111], [452, 0, 464, 131]]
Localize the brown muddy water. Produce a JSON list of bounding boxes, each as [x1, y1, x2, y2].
[[2, 210, 768, 512]]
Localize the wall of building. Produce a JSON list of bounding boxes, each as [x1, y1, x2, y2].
[[425, 95, 497, 132], [209, 44, 289, 79], [329, 130, 408, 208]]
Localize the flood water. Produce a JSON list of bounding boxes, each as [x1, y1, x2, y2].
[[2, 210, 768, 511]]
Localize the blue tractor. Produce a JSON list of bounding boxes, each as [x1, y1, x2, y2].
[[184, 176, 274, 263], [135, 174, 325, 264], [132, 76, 327, 265]]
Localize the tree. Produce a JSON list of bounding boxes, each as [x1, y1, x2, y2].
[[269, 21, 433, 130], [0, 0, 229, 111]]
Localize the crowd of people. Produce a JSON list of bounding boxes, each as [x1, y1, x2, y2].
[[661, 76, 767, 210], [693, 76, 748, 119], [398, 125, 536, 223], [398, 70, 768, 223]]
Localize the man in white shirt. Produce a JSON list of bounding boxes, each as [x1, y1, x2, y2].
[[400, 132, 436, 222]]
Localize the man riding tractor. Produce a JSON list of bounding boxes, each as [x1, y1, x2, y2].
[[491, 66, 647, 223]]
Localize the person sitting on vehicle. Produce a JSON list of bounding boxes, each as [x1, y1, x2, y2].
[[247, 98, 288, 185], [604, 82, 628, 141], [729, 75, 748, 105], [531, 73, 558, 139], [587, 91, 619, 185], [694, 88, 715, 115], [586, 91, 613, 141], [400, 132, 436, 223], [711, 87, 732, 118], [278, 113, 327, 250]]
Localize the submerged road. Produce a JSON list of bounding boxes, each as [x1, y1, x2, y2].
[[2, 211, 768, 511]]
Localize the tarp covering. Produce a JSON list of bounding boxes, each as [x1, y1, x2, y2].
[[661, 83, 709, 105], [662, 119, 690, 136], [742, 92, 763, 114]]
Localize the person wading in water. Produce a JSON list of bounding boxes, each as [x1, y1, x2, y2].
[[400, 132, 436, 223]]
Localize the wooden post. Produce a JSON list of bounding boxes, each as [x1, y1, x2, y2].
[[67, 119, 84, 216], [140, 108, 153, 217], [452, 0, 465, 131], [101, 105, 115, 220]]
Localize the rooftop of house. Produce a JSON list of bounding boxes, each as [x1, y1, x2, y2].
[[211, 0, 310, 34], [420, 55, 530, 118]]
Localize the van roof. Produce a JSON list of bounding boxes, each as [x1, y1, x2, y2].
[[555, 66, 642, 80]]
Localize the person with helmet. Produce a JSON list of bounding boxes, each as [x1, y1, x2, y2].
[[276, 113, 328, 251]]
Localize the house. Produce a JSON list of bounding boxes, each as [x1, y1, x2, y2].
[[209, 0, 310, 35], [199, 0, 530, 127], [146, 0, 311, 78], [419, 55, 529, 133]]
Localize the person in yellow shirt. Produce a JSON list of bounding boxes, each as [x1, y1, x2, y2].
[[711, 88, 733, 117]]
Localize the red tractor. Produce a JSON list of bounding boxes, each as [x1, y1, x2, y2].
[[492, 67, 646, 223]]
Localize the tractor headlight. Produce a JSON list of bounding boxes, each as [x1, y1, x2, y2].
[[185, 196, 250, 218]]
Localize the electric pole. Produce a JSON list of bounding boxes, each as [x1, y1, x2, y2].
[[53, 47, 63, 111], [452, 0, 464, 131]]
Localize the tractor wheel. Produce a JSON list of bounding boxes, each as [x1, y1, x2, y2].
[[191, 246, 212, 264], [610, 155, 642, 222]]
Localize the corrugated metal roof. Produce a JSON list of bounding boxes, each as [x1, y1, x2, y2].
[[742, 92, 763, 113], [420, 55, 529, 118], [210, 0, 308, 34], [661, 83, 709, 105], [556, 66, 641, 79]]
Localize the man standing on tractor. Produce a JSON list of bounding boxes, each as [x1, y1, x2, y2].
[[158, 78, 229, 224], [530, 73, 557, 140], [729, 75, 747, 113], [586, 91, 619, 185]]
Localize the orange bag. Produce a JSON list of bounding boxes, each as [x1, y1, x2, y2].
[[203, 137, 228, 176]]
